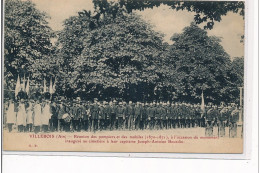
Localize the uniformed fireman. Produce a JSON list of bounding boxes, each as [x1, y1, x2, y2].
[[99, 101, 107, 130], [116, 101, 125, 130], [91, 99, 99, 132], [161, 102, 167, 129], [230, 104, 239, 138], [82, 101, 89, 131], [110, 100, 117, 130], [134, 102, 141, 130]]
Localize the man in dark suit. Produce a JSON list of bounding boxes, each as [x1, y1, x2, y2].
[[134, 102, 141, 130], [99, 101, 107, 131], [116, 101, 125, 130], [91, 100, 99, 132], [104, 101, 112, 130], [147, 102, 155, 130]]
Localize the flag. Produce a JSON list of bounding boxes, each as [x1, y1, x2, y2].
[[25, 77, 30, 95], [154, 85, 157, 95], [52, 78, 56, 93], [43, 78, 47, 93], [49, 77, 53, 94], [15, 75, 21, 98], [21, 74, 26, 91], [201, 91, 205, 114]]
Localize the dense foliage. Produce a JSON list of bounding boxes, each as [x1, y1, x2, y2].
[[4, 0, 244, 104], [94, 0, 244, 29], [4, 0, 56, 96]]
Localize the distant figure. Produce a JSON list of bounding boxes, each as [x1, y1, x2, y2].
[[230, 105, 239, 138], [6, 99, 16, 132], [42, 99, 52, 132], [26, 101, 34, 132], [33, 99, 42, 133], [17, 98, 27, 132]]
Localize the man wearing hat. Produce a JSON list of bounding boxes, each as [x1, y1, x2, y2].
[[219, 103, 228, 136], [205, 103, 216, 136], [82, 101, 90, 131], [179, 102, 187, 128], [70, 100, 77, 131], [189, 104, 196, 128], [91, 99, 99, 132], [87, 101, 93, 131], [122, 101, 128, 130], [104, 101, 112, 130], [63, 100, 72, 132], [171, 103, 178, 129], [134, 102, 141, 130], [124, 101, 131, 130], [154, 102, 161, 130], [230, 104, 239, 138], [147, 102, 155, 130], [128, 101, 135, 130], [99, 101, 107, 130], [110, 100, 117, 130], [175, 102, 181, 128], [139, 103, 145, 130], [161, 102, 167, 129], [184, 103, 191, 128], [143, 103, 149, 130], [71, 98, 82, 132], [166, 101, 172, 129], [194, 103, 201, 127], [116, 101, 125, 130]]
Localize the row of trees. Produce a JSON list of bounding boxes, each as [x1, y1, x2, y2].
[[4, 0, 244, 104]]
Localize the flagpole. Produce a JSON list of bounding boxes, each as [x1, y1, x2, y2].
[[15, 74, 21, 100], [238, 87, 243, 122], [201, 90, 205, 118], [50, 77, 53, 100], [237, 87, 243, 138]]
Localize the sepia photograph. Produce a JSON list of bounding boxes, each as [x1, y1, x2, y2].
[[2, 0, 245, 153]]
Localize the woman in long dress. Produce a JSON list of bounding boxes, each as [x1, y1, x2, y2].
[[6, 99, 17, 132], [41, 99, 52, 132], [26, 101, 34, 132], [16, 99, 27, 132], [33, 99, 42, 133]]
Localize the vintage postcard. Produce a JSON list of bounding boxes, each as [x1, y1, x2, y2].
[[2, 0, 245, 153]]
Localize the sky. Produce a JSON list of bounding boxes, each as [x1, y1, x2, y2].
[[29, 0, 244, 59]]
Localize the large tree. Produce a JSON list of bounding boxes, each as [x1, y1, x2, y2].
[[224, 57, 244, 104], [57, 5, 166, 101], [168, 22, 233, 104], [4, 0, 55, 94]]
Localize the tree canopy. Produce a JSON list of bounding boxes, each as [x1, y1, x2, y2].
[[4, 0, 244, 104], [56, 6, 167, 101], [167, 23, 234, 104], [93, 0, 245, 29], [4, 0, 55, 93]]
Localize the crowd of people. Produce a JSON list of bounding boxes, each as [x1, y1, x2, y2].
[[4, 90, 242, 135]]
